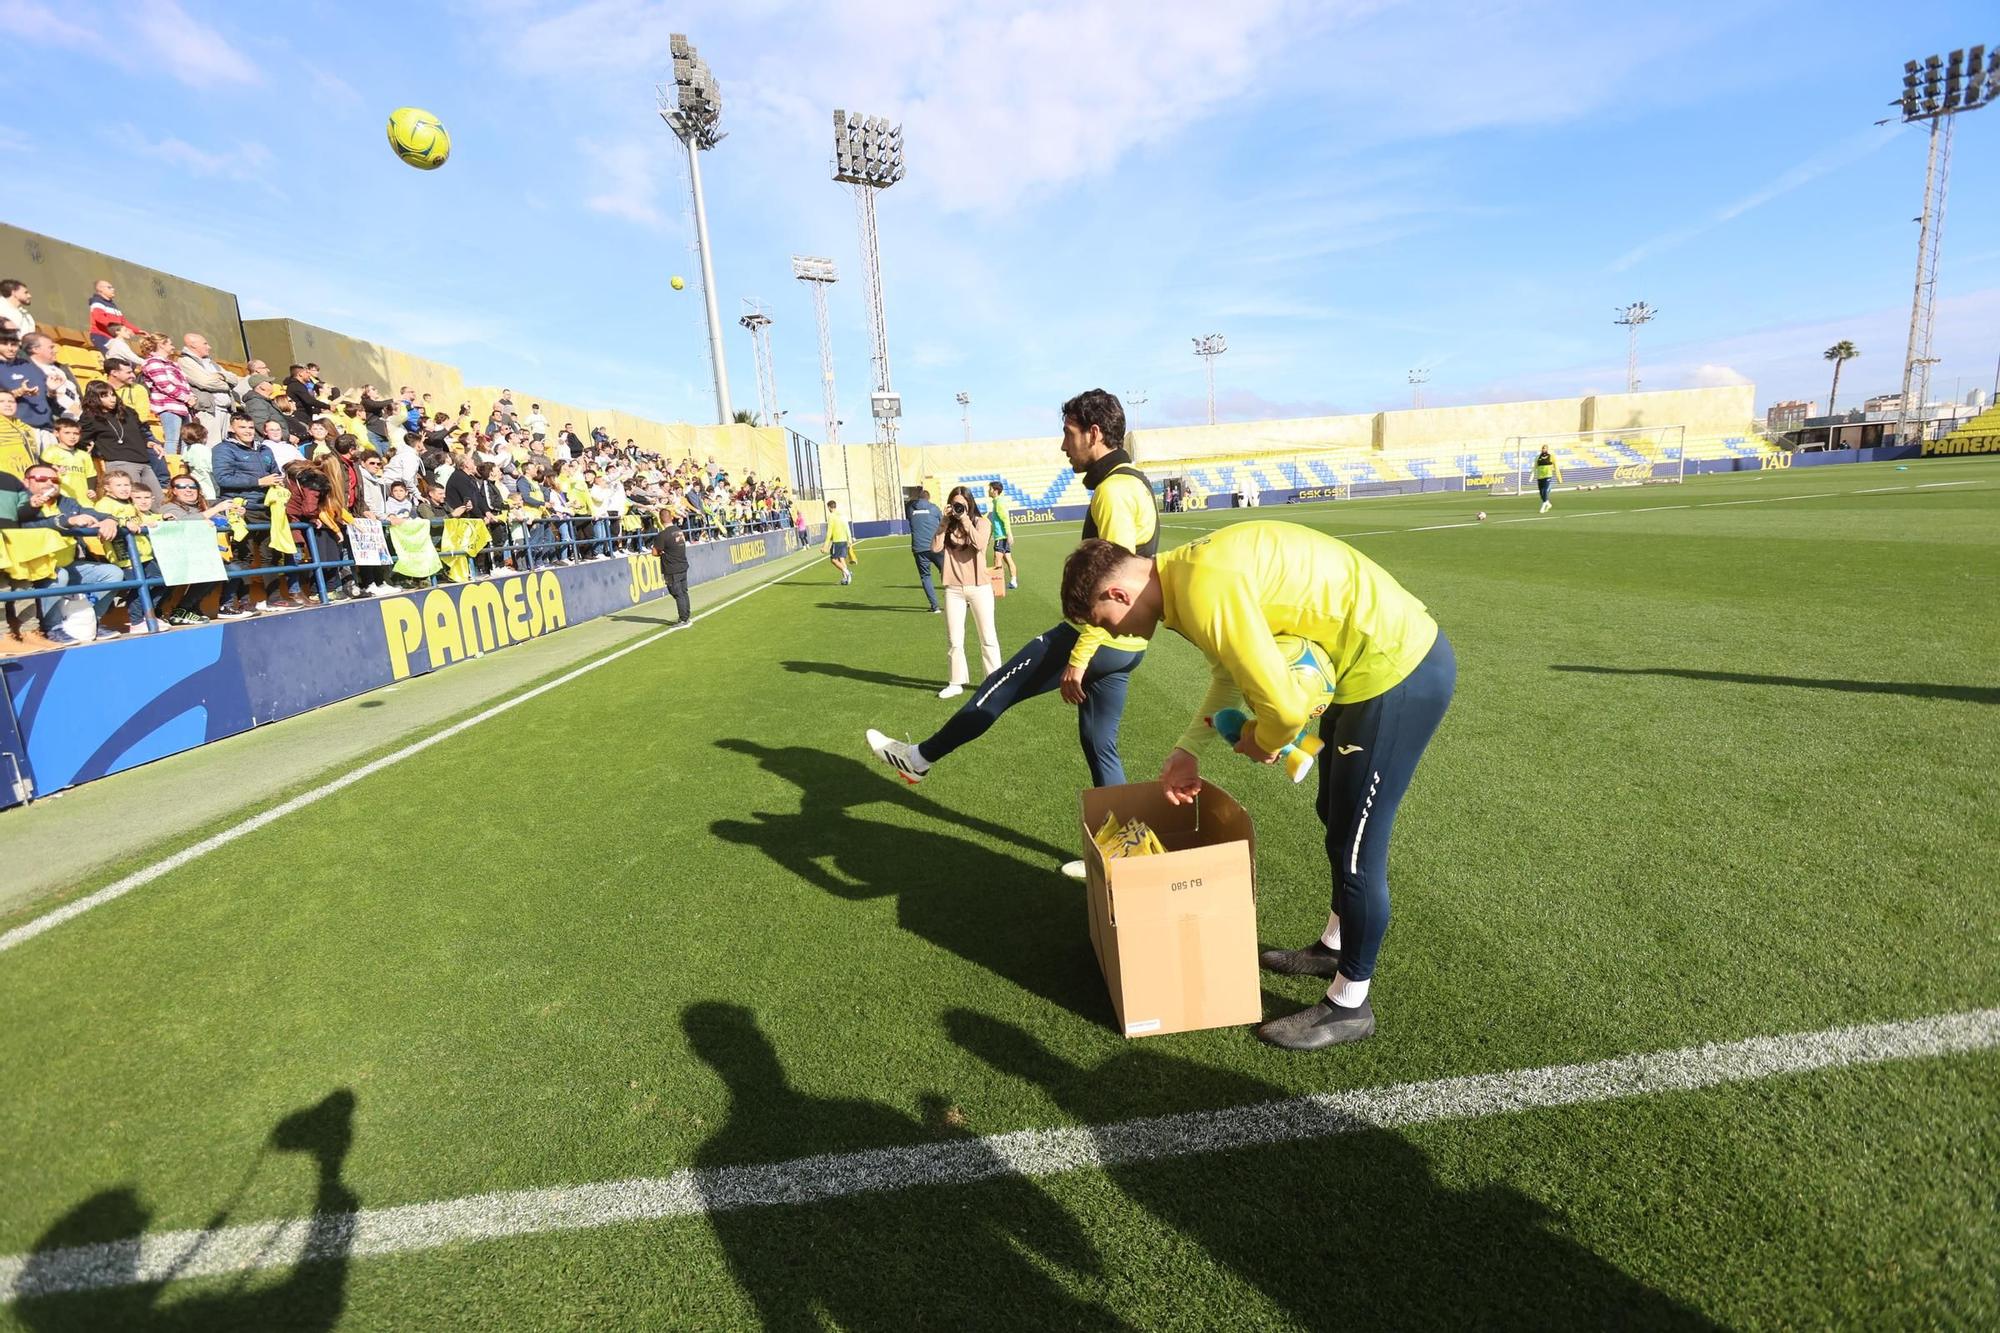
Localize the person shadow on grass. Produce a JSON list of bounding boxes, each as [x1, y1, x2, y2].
[[684, 1001, 1128, 1331], [946, 1011, 1720, 1331], [12, 1090, 359, 1333], [713, 738, 1072, 866]]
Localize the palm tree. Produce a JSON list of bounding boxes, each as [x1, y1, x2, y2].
[[1823, 341, 1858, 416], [732, 409, 758, 426]]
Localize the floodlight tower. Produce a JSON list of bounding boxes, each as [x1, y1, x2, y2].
[[1614, 303, 1657, 392], [1192, 334, 1227, 425], [739, 300, 778, 427], [1125, 387, 1149, 431], [657, 34, 733, 424], [791, 256, 840, 448], [1408, 367, 1430, 409], [832, 111, 906, 443], [1891, 43, 1998, 446], [955, 391, 971, 443], [833, 110, 906, 521]]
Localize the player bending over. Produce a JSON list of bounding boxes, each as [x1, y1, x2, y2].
[[986, 479, 1019, 589], [1060, 522, 1454, 1050], [824, 499, 853, 585], [869, 390, 1157, 873]]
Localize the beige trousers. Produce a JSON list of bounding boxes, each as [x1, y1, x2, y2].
[[943, 582, 1001, 686]]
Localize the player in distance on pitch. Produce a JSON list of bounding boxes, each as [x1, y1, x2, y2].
[[1060, 522, 1454, 1050]]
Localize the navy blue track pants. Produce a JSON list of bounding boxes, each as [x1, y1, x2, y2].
[[1316, 630, 1455, 982]]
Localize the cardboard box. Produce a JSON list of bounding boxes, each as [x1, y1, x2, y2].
[[1079, 781, 1261, 1038]]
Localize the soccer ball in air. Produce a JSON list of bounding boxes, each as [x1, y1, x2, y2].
[[671, 276, 686, 291], [386, 107, 450, 170], [1476, 510, 1487, 521], [1273, 633, 1337, 719]]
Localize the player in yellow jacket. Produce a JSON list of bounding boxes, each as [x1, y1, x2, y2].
[[1060, 521, 1455, 1050], [869, 391, 1157, 830]]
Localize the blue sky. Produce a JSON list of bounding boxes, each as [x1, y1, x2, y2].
[[10, 0, 1998, 443]]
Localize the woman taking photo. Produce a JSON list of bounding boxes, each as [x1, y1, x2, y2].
[[932, 485, 1001, 700]]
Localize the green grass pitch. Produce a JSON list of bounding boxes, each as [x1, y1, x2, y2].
[[1, 458, 1996, 1329]]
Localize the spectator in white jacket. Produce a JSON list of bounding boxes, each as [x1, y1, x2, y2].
[[178, 333, 243, 447]]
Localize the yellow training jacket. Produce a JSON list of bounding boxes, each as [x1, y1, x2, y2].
[[1159, 521, 1438, 755], [1068, 464, 1158, 670]]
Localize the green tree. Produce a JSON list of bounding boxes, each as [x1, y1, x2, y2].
[[732, 409, 758, 425], [1823, 341, 1858, 416]]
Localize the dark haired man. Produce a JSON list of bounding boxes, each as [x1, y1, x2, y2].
[[868, 389, 1157, 876], [1058, 522, 1453, 1049]]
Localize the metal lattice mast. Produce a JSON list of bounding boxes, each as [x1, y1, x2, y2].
[[956, 392, 970, 443], [657, 34, 733, 425], [791, 256, 840, 449], [1192, 335, 1226, 425], [833, 110, 906, 519], [1408, 367, 1429, 409], [1614, 302, 1657, 393], [1893, 43, 1995, 445], [739, 301, 778, 427]]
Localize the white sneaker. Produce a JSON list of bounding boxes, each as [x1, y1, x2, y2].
[[1060, 860, 1087, 880], [1539, 500, 1551, 513], [865, 727, 930, 785], [937, 684, 964, 699], [1007, 579, 1018, 590]]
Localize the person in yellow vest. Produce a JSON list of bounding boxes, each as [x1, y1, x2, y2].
[[870, 391, 1157, 848], [1533, 446, 1562, 513], [822, 499, 853, 585], [91, 469, 164, 630], [1059, 521, 1455, 1051]]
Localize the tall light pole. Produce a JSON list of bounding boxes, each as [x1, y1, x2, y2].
[[1892, 43, 1997, 446], [791, 256, 839, 449], [1408, 367, 1430, 409], [955, 391, 971, 444], [833, 109, 906, 520], [657, 34, 732, 424], [1614, 302, 1657, 393], [1125, 388, 1149, 434], [738, 300, 778, 427], [1192, 334, 1226, 425]]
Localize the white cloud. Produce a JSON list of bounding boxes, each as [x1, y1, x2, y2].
[[18, 0, 263, 88], [1611, 124, 1907, 272], [1685, 363, 1750, 387], [580, 139, 670, 227], [491, 0, 1302, 213]]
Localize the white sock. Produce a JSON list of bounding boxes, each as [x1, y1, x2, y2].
[[1320, 912, 1341, 951], [1326, 975, 1370, 1008], [905, 743, 933, 773]]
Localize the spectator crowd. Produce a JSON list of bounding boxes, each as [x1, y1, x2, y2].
[[0, 276, 801, 654]]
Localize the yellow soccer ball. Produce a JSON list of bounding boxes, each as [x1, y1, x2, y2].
[[670, 275, 686, 290], [387, 106, 450, 170]]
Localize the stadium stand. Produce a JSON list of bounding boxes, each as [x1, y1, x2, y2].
[[0, 312, 802, 655]]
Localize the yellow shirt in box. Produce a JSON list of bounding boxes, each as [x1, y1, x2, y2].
[[1068, 466, 1158, 669], [0, 416, 38, 477], [94, 494, 154, 564], [825, 512, 851, 544], [1158, 521, 1439, 756]]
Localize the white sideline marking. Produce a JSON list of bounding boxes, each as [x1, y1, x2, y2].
[[1854, 486, 1908, 494], [1917, 479, 1979, 487], [1632, 504, 1691, 512], [0, 555, 823, 957], [2, 1005, 1993, 1302], [1695, 492, 1842, 507]]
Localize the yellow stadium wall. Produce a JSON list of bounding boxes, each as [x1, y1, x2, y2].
[[242, 318, 466, 403], [1374, 397, 1586, 451], [1583, 386, 1756, 437], [0, 222, 248, 363]]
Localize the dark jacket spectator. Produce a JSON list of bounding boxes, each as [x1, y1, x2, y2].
[[0, 345, 50, 428], [443, 467, 492, 518], [283, 370, 327, 417], [656, 523, 689, 577], [214, 438, 282, 497], [80, 395, 154, 465], [244, 388, 286, 434], [907, 497, 942, 549]]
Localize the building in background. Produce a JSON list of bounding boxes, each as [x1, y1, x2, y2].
[[1766, 400, 1814, 432]]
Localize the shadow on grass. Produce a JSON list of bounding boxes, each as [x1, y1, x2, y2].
[[712, 740, 1102, 1020], [947, 1011, 1722, 1330], [684, 1002, 1127, 1329], [13, 1090, 359, 1332], [816, 600, 932, 613], [1551, 664, 2000, 705], [783, 659, 939, 693]]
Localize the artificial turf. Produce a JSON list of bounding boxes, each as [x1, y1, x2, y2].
[[2, 457, 1996, 1330]]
